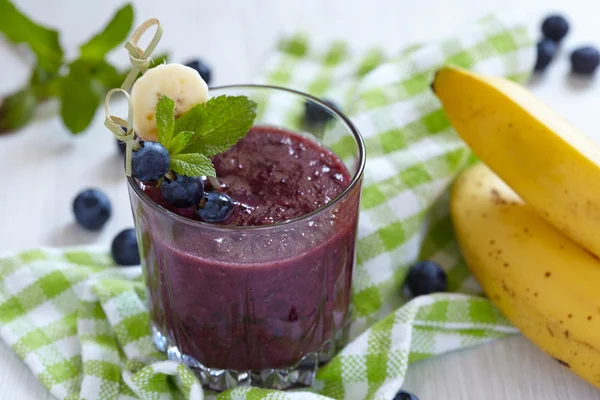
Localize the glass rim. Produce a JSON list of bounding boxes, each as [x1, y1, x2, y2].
[[127, 83, 366, 231]]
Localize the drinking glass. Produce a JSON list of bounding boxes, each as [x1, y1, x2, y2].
[[128, 85, 365, 391]]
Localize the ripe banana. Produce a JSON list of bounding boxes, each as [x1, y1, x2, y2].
[[451, 163, 600, 389], [433, 66, 600, 258], [131, 63, 209, 142]]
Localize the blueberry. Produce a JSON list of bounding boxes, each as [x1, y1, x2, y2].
[[185, 59, 212, 85], [132, 142, 170, 182], [534, 39, 557, 72], [393, 390, 419, 400], [571, 46, 600, 75], [304, 99, 339, 125], [196, 191, 235, 222], [406, 261, 447, 296], [542, 15, 569, 42], [73, 188, 112, 230], [111, 228, 140, 266], [160, 175, 204, 208]]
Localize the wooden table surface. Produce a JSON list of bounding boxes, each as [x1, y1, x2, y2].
[[2, 0, 600, 398]]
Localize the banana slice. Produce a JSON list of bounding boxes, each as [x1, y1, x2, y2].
[[131, 63, 209, 142]]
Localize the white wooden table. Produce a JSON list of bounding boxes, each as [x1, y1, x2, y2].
[[2, 0, 600, 398]]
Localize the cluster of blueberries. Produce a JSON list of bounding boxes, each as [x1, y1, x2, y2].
[[535, 15, 600, 74], [73, 61, 229, 266], [131, 142, 235, 222]]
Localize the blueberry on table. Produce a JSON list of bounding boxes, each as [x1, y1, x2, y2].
[[534, 39, 557, 72], [393, 390, 419, 400], [196, 191, 235, 222], [185, 59, 212, 85], [111, 228, 140, 266], [541, 15, 569, 42], [406, 260, 448, 296], [132, 142, 170, 182], [570, 46, 600, 75], [73, 188, 112, 230], [304, 98, 339, 125], [160, 175, 205, 208]]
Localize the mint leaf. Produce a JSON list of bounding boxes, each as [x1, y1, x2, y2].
[[173, 103, 201, 134], [168, 131, 194, 155], [79, 4, 133, 60], [170, 153, 216, 177], [29, 65, 60, 100], [60, 63, 101, 134], [177, 95, 257, 156], [92, 61, 123, 88], [156, 96, 175, 147], [0, 0, 63, 73], [0, 88, 37, 133]]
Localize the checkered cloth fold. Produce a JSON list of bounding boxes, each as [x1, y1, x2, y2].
[[0, 13, 533, 400]]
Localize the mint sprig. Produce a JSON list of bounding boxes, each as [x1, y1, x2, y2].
[[0, 2, 168, 134], [155, 95, 257, 178]]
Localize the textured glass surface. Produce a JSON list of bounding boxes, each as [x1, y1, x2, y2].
[[128, 85, 364, 391]]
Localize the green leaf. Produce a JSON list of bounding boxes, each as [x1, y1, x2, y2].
[[79, 4, 134, 60], [178, 95, 258, 156], [168, 131, 194, 155], [0, 88, 37, 133], [173, 103, 201, 134], [0, 0, 63, 73], [59, 63, 102, 134], [156, 96, 175, 147], [29, 65, 60, 100], [170, 153, 216, 177], [91, 61, 123, 88]]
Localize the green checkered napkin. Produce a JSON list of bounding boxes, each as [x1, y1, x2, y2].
[[0, 13, 534, 400]]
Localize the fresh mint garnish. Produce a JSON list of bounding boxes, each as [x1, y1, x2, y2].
[[170, 153, 216, 177], [156, 95, 175, 148], [168, 130, 194, 154], [154, 94, 257, 177], [176, 95, 258, 156]]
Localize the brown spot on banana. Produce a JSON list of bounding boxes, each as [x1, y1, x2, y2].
[[490, 189, 508, 205]]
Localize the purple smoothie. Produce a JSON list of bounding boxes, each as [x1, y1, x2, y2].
[[132, 126, 360, 370]]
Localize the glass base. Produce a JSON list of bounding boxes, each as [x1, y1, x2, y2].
[[151, 324, 348, 391]]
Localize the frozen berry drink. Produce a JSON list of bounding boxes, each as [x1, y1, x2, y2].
[[126, 85, 364, 391]]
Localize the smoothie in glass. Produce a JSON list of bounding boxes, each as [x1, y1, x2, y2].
[[127, 85, 364, 391]]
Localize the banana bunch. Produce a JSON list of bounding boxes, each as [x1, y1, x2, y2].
[[432, 66, 600, 388]]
